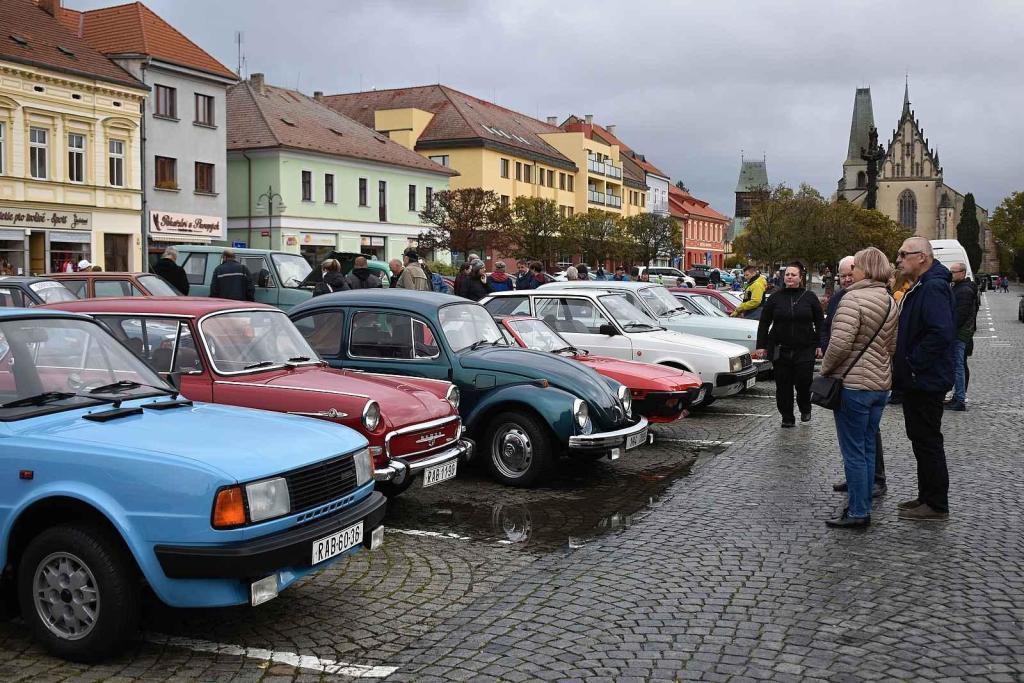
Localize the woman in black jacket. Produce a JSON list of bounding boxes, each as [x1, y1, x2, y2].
[[755, 261, 824, 427]]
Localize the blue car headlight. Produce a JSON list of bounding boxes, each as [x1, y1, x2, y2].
[[246, 477, 290, 523], [353, 447, 373, 487]]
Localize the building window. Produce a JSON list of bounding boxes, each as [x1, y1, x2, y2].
[[108, 139, 124, 186], [301, 170, 312, 201], [500, 194, 509, 206], [559, 172, 566, 190], [29, 127, 48, 179], [408, 184, 417, 211], [857, 171, 866, 188], [195, 162, 214, 193], [359, 178, 368, 206], [640, 193, 645, 208], [567, 175, 574, 192], [155, 156, 177, 189], [515, 161, 522, 181], [425, 186, 433, 208], [0, 122, 4, 174], [155, 84, 177, 118], [500, 158, 510, 178], [547, 169, 555, 187], [194, 93, 214, 126], [898, 190, 917, 229], [428, 154, 449, 167], [67, 133, 85, 183], [378, 180, 387, 222], [566, 206, 573, 218], [523, 165, 532, 183], [325, 173, 335, 203]]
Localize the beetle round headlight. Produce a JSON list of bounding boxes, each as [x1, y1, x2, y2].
[[617, 385, 632, 418], [446, 385, 460, 411], [362, 400, 380, 431], [572, 398, 589, 429]]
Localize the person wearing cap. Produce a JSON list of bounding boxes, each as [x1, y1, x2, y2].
[[486, 261, 515, 292], [612, 265, 630, 282], [397, 248, 430, 291], [77, 259, 92, 272], [210, 247, 255, 301], [462, 259, 490, 301], [731, 264, 767, 319]]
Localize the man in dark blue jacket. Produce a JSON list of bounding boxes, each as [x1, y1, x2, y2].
[[210, 248, 255, 301], [893, 237, 955, 521]]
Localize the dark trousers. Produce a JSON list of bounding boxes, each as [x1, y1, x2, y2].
[[902, 390, 949, 512], [773, 353, 814, 421], [873, 429, 886, 484]]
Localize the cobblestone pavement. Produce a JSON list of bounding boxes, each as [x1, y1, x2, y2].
[[1, 288, 1022, 681]]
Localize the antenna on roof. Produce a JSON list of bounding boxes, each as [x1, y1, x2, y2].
[[740, 149, 744, 162], [436, 65, 440, 85], [234, 31, 245, 79]]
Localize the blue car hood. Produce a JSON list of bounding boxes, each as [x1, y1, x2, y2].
[[6, 399, 367, 483]]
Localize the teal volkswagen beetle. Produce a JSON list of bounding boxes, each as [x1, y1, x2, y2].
[[289, 291, 649, 487]]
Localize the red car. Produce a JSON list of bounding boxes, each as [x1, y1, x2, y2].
[[50, 271, 181, 298], [668, 286, 740, 315], [497, 316, 703, 423], [45, 297, 472, 495]]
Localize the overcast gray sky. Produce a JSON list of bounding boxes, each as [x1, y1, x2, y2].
[[72, 0, 1023, 215]]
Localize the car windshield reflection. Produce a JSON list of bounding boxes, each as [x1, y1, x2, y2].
[[200, 310, 320, 373], [507, 319, 573, 353], [272, 253, 313, 288], [440, 303, 507, 352], [600, 294, 663, 331]]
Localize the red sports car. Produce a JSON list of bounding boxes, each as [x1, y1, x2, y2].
[[45, 297, 472, 495], [497, 316, 703, 423], [668, 286, 740, 315]]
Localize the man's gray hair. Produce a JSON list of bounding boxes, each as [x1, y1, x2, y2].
[[838, 255, 855, 271], [222, 247, 235, 259], [904, 236, 933, 257], [162, 246, 178, 260]]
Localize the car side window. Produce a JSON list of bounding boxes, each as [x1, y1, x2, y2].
[[181, 253, 208, 285], [0, 287, 24, 308], [482, 296, 530, 317], [102, 316, 203, 374], [241, 257, 274, 288], [534, 297, 609, 335], [349, 311, 428, 360], [412, 319, 439, 359], [94, 280, 134, 298], [293, 311, 344, 358], [61, 279, 87, 298]]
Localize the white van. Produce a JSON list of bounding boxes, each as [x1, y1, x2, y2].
[[930, 239, 973, 280]]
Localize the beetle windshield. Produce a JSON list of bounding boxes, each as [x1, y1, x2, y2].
[[506, 318, 574, 353], [638, 286, 687, 317], [29, 280, 78, 304], [271, 253, 313, 288], [0, 316, 171, 420], [600, 294, 663, 331], [200, 309, 320, 373], [439, 303, 507, 352]]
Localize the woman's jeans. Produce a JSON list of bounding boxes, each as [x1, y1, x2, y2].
[[833, 388, 889, 518]]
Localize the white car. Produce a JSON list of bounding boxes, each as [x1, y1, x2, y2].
[[635, 266, 696, 288], [482, 288, 757, 406]]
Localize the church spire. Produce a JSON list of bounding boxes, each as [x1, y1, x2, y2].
[[903, 75, 911, 117], [846, 88, 875, 162]]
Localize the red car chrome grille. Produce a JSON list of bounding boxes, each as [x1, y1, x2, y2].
[[385, 416, 461, 459]]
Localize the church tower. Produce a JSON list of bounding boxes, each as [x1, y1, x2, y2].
[[837, 88, 875, 202]]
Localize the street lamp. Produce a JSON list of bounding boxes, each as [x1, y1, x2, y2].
[[254, 185, 286, 248]]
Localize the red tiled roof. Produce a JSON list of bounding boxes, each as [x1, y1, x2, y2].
[[227, 79, 458, 177], [323, 85, 577, 171], [562, 115, 670, 178], [670, 185, 729, 222], [0, 0, 144, 89], [60, 1, 236, 80]]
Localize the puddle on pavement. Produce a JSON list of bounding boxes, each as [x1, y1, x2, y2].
[[385, 446, 703, 552]]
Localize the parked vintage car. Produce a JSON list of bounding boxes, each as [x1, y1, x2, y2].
[[674, 290, 732, 317], [45, 298, 471, 495], [526, 281, 770, 375], [174, 245, 317, 309], [0, 276, 79, 307], [49, 271, 180, 299], [0, 307, 385, 661], [634, 266, 695, 287], [497, 315, 704, 422], [482, 288, 757, 406], [288, 290, 649, 487], [669, 286, 738, 315]]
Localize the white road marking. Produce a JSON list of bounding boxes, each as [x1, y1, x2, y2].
[[386, 528, 471, 541], [146, 634, 398, 678]]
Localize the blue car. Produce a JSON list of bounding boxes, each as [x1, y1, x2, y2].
[[0, 308, 385, 661]]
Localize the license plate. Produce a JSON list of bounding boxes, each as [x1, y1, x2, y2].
[[311, 521, 363, 565], [422, 459, 457, 487], [745, 378, 756, 389], [625, 428, 647, 450]]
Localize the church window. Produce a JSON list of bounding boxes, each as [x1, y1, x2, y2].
[[895, 164, 903, 176], [857, 171, 866, 188], [898, 190, 917, 229]]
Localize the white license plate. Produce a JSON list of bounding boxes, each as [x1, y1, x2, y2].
[[311, 521, 363, 565], [422, 459, 457, 487], [745, 378, 756, 389], [625, 429, 647, 450]]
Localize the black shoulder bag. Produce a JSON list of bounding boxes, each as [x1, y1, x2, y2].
[[810, 298, 891, 410]]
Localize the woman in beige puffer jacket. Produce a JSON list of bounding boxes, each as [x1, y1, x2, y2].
[[820, 247, 899, 529]]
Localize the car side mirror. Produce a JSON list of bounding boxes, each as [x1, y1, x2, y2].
[[163, 371, 181, 390], [257, 269, 271, 288], [598, 323, 618, 336]]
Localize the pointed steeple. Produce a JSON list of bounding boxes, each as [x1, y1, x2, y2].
[[902, 76, 911, 117], [846, 88, 875, 161]]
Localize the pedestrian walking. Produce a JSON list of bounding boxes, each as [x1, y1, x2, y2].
[[820, 248, 899, 528], [312, 258, 349, 297], [345, 256, 381, 289], [731, 264, 767, 319], [210, 248, 255, 301], [946, 262, 977, 411], [710, 269, 722, 288], [397, 249, 431, 291], [893, 237, 955, 521], [461, 259, 490, 301], [1001, 274, 1010, 292], [755, 261, 824, 427], [486, 261, 515, 292], [822, 267, 835, 297], [152, 245, 189, 295]]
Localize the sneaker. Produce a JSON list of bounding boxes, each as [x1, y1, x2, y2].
[[781, 419, 795, 428], [944, 401, 966, 411], [897, 498, 921, 510], [800, 411, 812, 422], [832, 481, 848, 492], [825, 512, 870, 529], [898, 503, 949, 521]]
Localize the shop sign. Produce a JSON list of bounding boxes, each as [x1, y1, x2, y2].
[[301, 232, 337, 247], [0, 207, 91, 230], [149, 210, 224, 240]]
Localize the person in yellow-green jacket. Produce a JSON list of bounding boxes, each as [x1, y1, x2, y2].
[[731, 264, 767, 319]]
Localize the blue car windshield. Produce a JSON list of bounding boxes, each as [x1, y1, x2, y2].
[[0, 317, 170, 420]]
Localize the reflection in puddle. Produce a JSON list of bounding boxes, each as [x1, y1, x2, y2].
[[386, 453, 697, 552]]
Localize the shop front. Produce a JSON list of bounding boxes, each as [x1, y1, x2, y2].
[[0, 229, 28, 276], [148, 210, 224, 269], [298, 231, 339, 269], [0, 206, 94, 274]]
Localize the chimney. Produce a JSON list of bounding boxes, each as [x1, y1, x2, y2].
[[250, 73, 266, 96], [584, 114, 593, 125], [38, 0, 60, 16], [313, 90, 324, 102], [546, 116, 558, 125], [606, 124, 616, 135]]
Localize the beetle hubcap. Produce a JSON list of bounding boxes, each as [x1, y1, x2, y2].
[[34, 552, 100, 641], [492, 425, 533, 479]]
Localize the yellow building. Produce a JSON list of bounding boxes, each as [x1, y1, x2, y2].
[[0, 0, 148, 275]]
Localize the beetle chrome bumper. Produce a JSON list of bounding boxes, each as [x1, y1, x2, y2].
[[373, 438, 474, 484], [568, 415, 650, 451]]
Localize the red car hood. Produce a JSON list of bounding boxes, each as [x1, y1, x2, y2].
[[248, 366, 454, 427], [572, 354, 701, 392]]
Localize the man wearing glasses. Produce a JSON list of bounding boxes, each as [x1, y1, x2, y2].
[[948, 262, 978, 412], [892, 237, 956, 521]]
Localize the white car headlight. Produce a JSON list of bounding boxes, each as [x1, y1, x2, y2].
[[353, 447, 373, 487], [245, 477, 290, 523], [617, 385, 632, 418], [362, 400, 380, 431], [730, 356, 743, 373], [572, 398, 589, 429], [446, 385, 460, 410]]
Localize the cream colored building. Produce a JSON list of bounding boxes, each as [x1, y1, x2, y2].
[[0, 0, 147, 275]]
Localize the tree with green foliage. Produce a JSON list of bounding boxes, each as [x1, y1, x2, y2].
[[505, 197, 564, 269], [562, 209, 621, 266], [619, 213, 682, 268], [418, 188, 511, 262], [674, 179, 689, 192], [990, 191, 1024, 278], [957, 193, 983, 272]]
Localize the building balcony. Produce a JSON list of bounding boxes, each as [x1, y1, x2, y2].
[[605, 194, 622, 209], [587, 189, 605, 205], [587, 158, 623, 180]]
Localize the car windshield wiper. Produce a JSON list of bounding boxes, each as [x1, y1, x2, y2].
[[286, 356, 312, 363], [465, 339, 493, 352], [88, 380, 175, 396], [1, 391, 114, 409], [243, 360, 279, 370], [552, 345, 580, 355], [623, 322, 659, 331]]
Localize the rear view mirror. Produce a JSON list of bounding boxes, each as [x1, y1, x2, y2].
[[598, 323, 618, 336]]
